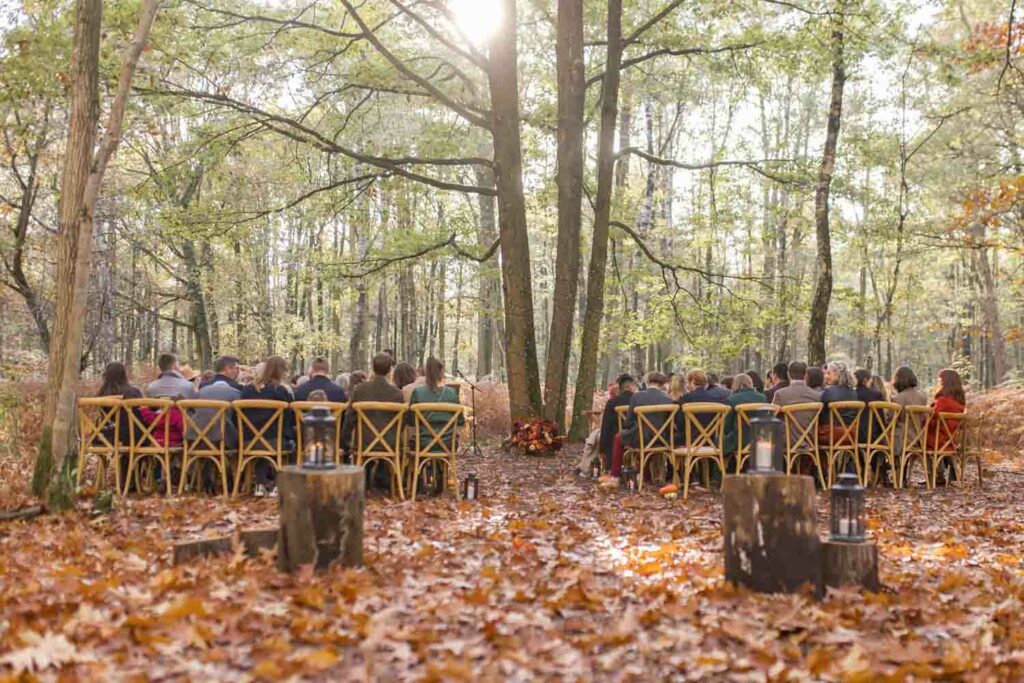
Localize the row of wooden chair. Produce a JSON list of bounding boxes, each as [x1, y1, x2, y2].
[[614, 401, 982, 498], [76, 397, 466, 501]]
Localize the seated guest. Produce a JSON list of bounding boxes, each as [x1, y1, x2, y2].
[[575, 382, 619, 475], [746, 370, 765, 394], [341, 353, 405, 453], [806, 366, 825, 393], [668, 374, 686, 402], [189, 355, 242, 449], [765, 362, 790, 402], [871, 374, 889, 401], [722, 373, 767, 455], [294, 358, 347, 403], [348, 371, 368, 392], [393, 362, 417, 392], [706, 373, 731, 401], [854, 367, 884, 443], [819, 360, 858, 442], [681, 369, 728, 405], [929, 368, 966, 481], [197, 369, 215, 389], [772, 361, 822, 430], [721, 376, 734, 391], [97, 362, 144, 460], [239, 356, 294, 485], [146, 353, 197, 399], [335, 373, 351, 394], [408, 356, 463, 450], [593, 374, 636, 473], [605, 372, 673, 478], [891, 365, 928, 458]]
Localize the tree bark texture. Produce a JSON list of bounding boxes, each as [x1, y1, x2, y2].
[[807, 3, 847, 367], [569, 0, 623, 441], [821, 540, 879, 591], [543, 0, 586, 429], [722, 474, 822, 595], [487, 0, 543, 420], [277, 466, 364, 573]]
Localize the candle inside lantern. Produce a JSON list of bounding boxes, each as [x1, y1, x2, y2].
[[838, 518, 851, 536], [755, 439, 772, 469]]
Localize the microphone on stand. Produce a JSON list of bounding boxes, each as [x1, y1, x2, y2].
[[454, 369, 483, 457]]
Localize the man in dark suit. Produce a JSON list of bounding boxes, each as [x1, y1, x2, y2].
[[679, 369, 729, 432], [706, 372, 731, 401], [294, 358, 347, 403], [340, 353, 405, 453], [605, 372, 673, 477]]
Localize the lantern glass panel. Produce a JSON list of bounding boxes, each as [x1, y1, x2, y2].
[[748, 411, 783, 474], [302, 407, 337, 469], [829, 473, 866, 542]]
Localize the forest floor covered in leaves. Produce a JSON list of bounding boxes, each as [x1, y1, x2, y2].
[[1, 443, 1023, 681]]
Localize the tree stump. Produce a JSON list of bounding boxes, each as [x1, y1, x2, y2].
[[821, 540, 879, 591], [278, 465, 364, 573], [722, 474, 821, 595]]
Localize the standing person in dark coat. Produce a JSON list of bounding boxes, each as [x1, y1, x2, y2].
[[294, 358, 347, 403]]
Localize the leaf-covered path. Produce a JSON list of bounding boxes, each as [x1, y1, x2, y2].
[[1, 446, 1023, 680]]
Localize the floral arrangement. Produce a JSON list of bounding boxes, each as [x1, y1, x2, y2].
[[510, 418, 565, 456]]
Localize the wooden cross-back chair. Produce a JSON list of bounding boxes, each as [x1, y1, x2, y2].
[[821, 401, 865, 487], [858, 401, 901, 487], [76, 396, 122, 493], [614, 404, 635, 468], [957, 413, 984, 487], [233, 399, 292, 496], [406, 403, 464, 501], [352, 402, 407, 500], [898, 405, 932, 488], [178, 399, 232, 496], [929, 411, 966, 489], [120, 398, 178, 496], [734, 403, 780, 475], [629, 404, 677, 492], [673, 403, 730, 500], [779, 402, 825, 488], [291, 401, 347, 466]]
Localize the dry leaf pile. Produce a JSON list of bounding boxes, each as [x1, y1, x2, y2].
[[1, 441, 1023, 680]]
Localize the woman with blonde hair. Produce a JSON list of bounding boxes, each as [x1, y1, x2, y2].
[[668, 373, 687, 402]]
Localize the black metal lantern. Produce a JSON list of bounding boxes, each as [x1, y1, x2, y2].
[[621, 465, 638, 492], [747, 410, 785, 474], [301, 406, 337, 470], [830, 473, 866, 543], [589, 456, 601, 479], [462, 473, 479, 501]]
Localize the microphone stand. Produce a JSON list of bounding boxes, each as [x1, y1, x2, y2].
[[456, 370, 484, 458]]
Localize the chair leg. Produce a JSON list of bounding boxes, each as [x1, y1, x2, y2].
[[178, 456, 190, 495], [76, 449, 87, 490], [637, 453, 646, 492], [410, 457, 420, 501], [682, 458, 692, 500], [233, 458, 246, 498]]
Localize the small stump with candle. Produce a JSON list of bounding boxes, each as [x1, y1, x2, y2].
[[723, 414, 821, 594], [278, 406, 364, 573], [821, 473, 879, 591]]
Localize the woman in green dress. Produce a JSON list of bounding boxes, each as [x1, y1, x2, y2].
[[408, 356, 463, 450], [722, 372, 768, 456]]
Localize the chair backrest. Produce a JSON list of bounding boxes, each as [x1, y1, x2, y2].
[[863, 401, 901, 448], [779, 402, 822, 454], [409, 402, 464, 455], [353, 402, 406, 456], [933, 411, 965, 453], [735, 403, 780, 455], [178, 399, 231, 455], [121, 398, 174, 452], [78, 396, 121, 453], [901, 405, 933, 454], [233, 399, 289, 456], [291, 401, 347, 455], [826, 401, 865, 447], [615, 404, 629, 431], [681, 403, 730, 452], [634, 404, 677, 451]]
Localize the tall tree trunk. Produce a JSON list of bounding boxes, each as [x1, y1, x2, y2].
[[569, 0, 622, 441], [487, 0, 543, 420], [806, 2, 847, 366], [34, 0, 160, 506], [973, 226, 1006, 385], [474, 163, 498, 378], [542, 0, 585, 428]]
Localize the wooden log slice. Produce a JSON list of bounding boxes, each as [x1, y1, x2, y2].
[[722, 474, 821, 595], [821, 540, 879, 591], [278, 465, 365, 573]]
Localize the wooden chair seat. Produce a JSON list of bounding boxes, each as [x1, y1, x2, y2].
[[672, 403, 730, 499], [406, 402, 464, 500], [929, 411, 966, 488], [233, 399, 293, 496], [178, 399, 233, 497], [821, 401, 865, 486], [76, 396, 123, 494], [352, 401, 407, 500], [858, 401, 901, 487], [120, 398, 179, 496], [898, 405, 932, 487], [629, 404, 677, 492], [778, 402, 825, 488]]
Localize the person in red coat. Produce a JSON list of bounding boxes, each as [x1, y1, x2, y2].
[[928, 368, 966, 483]]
